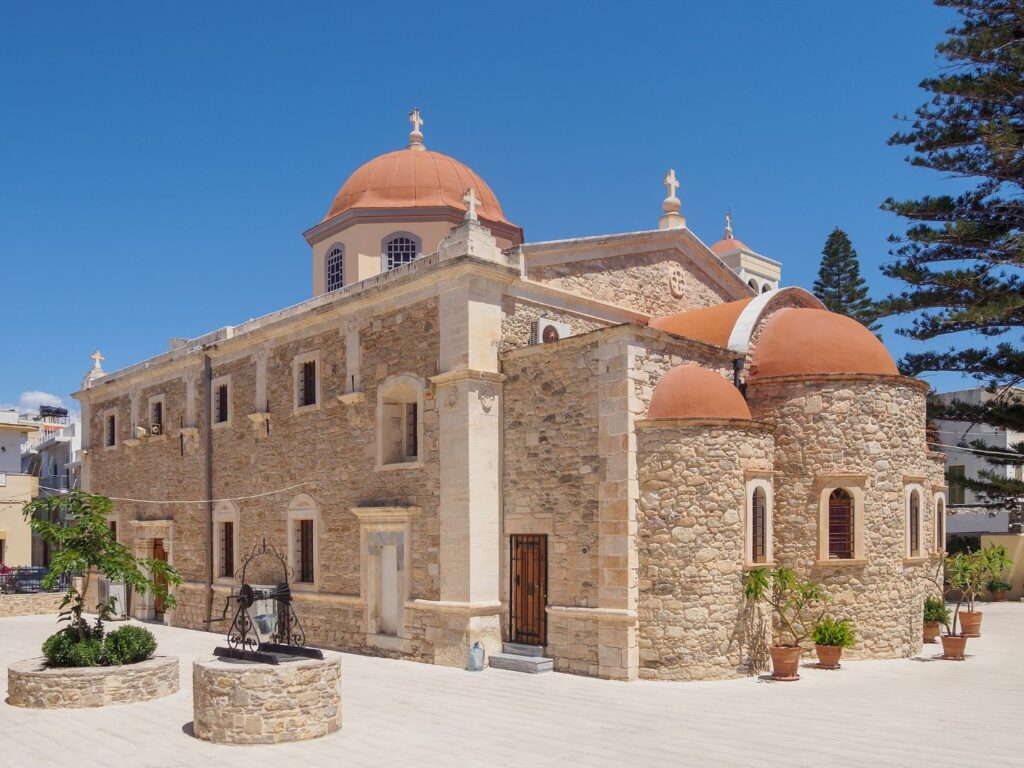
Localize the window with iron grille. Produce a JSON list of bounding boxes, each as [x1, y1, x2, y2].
[[828, 488, 854, 559], [384, 235, 419, 270], [215, 384, 229, 424], [106, 414, 116, 447], [299, 360, 317, 407], [935, 498, 945, 551], [220, 521, 234, 578], [948, 465, 966, 504], [908, 490, 921, 557], [151, 400, 163, 430], [326, 245, 344, 292], [751, 487, 767, 563], [295, 519, 314, 583]]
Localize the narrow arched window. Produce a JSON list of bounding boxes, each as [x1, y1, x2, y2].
[[748, 278, 759, 292], [383, 234, 420, 271], [935, 497, 945, 552], [828, 488, 854, 560], [326, 245, 344, 292], [761, 283, 771, 293], [751, 487, 767, 563], [908, 490, 921, 557]]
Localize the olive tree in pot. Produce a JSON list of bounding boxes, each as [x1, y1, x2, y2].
[[23, 491, 182, 667], [810, 616, 856, 669], [743, 565, 827, 681], [949, 544, 1012, 639], [923, 595, 949, 644]]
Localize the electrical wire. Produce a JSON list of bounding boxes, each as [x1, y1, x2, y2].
[[0, 481, 310, 504]]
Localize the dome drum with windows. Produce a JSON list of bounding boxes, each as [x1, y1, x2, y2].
[[304, 109, 523, 296]]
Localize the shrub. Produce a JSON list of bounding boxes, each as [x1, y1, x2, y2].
[[924, 595, 951, 625], [987, 579, 1012, 593], [42, 630, 103, 668], [102, 625, 157, 665], [743, 565, 828, 646], [810, 616, 856, 648]]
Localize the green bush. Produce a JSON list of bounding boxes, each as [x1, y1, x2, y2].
[[42, 630, 103, 668], [102, 625, 157, 665], [924, 595, 951, 624], [810, 616, 856, 648], [987, 579, 1012, 593]]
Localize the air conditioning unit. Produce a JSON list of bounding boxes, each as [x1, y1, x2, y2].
[[134, 426, 147, 440], [150, 424, 162, 436], [530, 317, 572, 345]]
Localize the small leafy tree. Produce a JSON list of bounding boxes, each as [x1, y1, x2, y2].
[[23, 491, 181, 642], [743, 565, 828, 647]]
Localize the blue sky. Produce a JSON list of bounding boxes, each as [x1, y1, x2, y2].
[[0, 1, 964, 413]]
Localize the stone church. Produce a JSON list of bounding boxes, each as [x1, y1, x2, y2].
[[76, 111, 945, 680]]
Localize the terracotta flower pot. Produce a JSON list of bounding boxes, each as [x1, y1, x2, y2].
[[958, 610, 983, 637], [815, 644, 843, 669], [940, 634, 967, 660], [923, 621, 941, 644], [991, 590, 1007, 602], [769, 645, 802, 681]]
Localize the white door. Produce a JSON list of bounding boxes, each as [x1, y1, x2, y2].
[[378, 545, 399, 636]]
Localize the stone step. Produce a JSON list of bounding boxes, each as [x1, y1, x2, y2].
[[488, 653, 554, 674], [503, 642, 545, 657]]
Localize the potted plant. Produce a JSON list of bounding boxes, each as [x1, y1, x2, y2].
[[987, 579, 1011, 602], [810, 616, 856, 669], [923, 595, 949, 643], [743, 565, 827, 681], [950, 544, 1013, 637]]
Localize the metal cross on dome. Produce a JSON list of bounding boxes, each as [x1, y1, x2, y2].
[[663, 168, 679, 200], [462, 187, 480, 221]]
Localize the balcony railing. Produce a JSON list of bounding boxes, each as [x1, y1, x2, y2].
[[0, 567, 71, 594], [38, 475, 70, 492]]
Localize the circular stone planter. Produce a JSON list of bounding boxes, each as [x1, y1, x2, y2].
[[8, 656, 179, 709], [192, 652, 341, 745]]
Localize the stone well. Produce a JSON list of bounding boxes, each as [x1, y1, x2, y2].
[[7, 656, 179, 708], [192, 652, 342, 745]]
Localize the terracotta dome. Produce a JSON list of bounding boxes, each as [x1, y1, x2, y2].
[[710, 237, 752, 255], [648, 365, 752, 420], [649, 298, 755, 347], [750, 308, 899, 379], [322, 148, 514, 229]]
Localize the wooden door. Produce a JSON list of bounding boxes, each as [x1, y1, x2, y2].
[[152, 538, 168, 620], [510, 534, 547, 646]]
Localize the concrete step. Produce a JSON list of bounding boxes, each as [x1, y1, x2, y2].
[[503, 642, 545, 657], [489, 653, 554, 674]]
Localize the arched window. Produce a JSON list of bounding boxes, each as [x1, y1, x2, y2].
[[751, 486, 767, 563], [213, 501, 240, 581], [828, 488, 854, 560], [761, 283, 772, 293], [747, 278, 759, 292], [935, 496, 945, 552], [908, 489, 921, 557], [326, 245, 344, 292], [382, 233, 421, 271]]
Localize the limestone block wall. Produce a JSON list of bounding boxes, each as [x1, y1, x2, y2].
[[747, 375, 938, 659], [0, 592, 64, 617], [527, 249, 736, 317], [499, 299, 606, 352], [636, 421, 773, 680]]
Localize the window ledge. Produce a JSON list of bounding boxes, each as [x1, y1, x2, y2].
[[903, 557, 929, 566], [212, 420, 231, 430], [148, 433, 167, 443], [124, 438, 141, 448], [294, 403, 321, 415], [377, 459, 422, 472], [814, 559, 868, 568], [743, 562, 774, 571], [337, 391, 366, 406]]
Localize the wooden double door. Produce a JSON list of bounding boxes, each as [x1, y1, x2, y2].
[[509, 534, 547, 646]]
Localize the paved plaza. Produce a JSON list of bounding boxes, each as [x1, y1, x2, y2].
[[2, 605, 1022, 767]]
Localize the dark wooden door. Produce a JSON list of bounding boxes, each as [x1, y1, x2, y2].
[[510, 534, 547, 646], [152, 538, 168, 620]]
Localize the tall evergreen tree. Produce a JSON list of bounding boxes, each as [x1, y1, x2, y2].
[[812, 227, 880, 332], [878, 0, 1024, 517]]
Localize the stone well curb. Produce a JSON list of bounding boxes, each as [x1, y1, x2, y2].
[[7, 656, 179, 708]]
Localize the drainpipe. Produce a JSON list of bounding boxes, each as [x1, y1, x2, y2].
[[203, 352, 215, 627]]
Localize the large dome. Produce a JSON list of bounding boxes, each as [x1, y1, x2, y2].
[[750, 308, 899, 379], [648, 365, 752, 420], [322, 148, 514, 230]]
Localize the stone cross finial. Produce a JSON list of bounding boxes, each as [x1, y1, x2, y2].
[[658, 168, 685, 229], [663, 168, 679, 200], [725, 210, 734, 239], [408, 107, 424, 149], [462, 187, 480, 221], [91, 350, 105, 370]]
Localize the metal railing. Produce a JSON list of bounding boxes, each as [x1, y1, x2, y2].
[[0, 567, 71, 594]]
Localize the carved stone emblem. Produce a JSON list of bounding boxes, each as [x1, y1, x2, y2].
[[668, 265, 686, 298], [445, 386, 459, 408], [479, 386, 495, 414]]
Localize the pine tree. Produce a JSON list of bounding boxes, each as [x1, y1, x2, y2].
[[812, 228, 880, 332], [878, 0, 1024, 519]]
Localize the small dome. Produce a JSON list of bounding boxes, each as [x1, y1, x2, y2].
[[648, 365, 752, 420], [649, 297, 755, 347], [710, 237, 752, 255], [750, 308, 899, 379], [323, 148, 515, 231]]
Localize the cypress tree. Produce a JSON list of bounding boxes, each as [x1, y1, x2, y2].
[[878, 0, 1024, 517], [812, 227, 880, 332]]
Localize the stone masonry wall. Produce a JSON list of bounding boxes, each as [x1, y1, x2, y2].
[[8, 656, 179, 708], [528, 249, 738, 317], [0, 592, 64, 617], [748, 376, 937, 659], [499, 298, 607, 352], [85, 298, 442, 662], [636, 422, 774, 680]]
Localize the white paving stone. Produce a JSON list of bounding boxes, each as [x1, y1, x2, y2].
[[2, 605, 1022, 767]]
